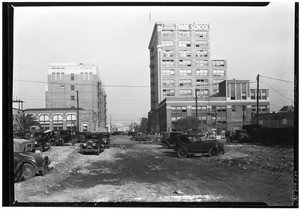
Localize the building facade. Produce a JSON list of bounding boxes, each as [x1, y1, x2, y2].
[[24, 108, 97, 132], [46, 63, 107, 131], [148, 23, 270, 133]]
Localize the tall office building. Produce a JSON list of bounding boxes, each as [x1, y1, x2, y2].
[[148, 23, 270, 133], [45, 63, 107, 132]]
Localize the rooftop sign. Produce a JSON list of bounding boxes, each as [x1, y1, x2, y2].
[[163, 23, 209, 31]]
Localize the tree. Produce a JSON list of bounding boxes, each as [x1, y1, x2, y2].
[[16, 113, 40, 131], [173, 116, 200, 133]]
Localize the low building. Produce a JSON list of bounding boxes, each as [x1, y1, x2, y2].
[[24, 108, 98, 132], [148, 79, 270, 134]]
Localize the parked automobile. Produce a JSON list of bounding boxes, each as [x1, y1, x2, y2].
[[130, 133, 151, 141], [227, 129, 250, 143], [161, 132, 182, 149], [29, 131, 52, 152], [52, 130, 79, 146], [79, 133, 105, 155], [173, 134, 225, 158], [14, 139, 51, 181]]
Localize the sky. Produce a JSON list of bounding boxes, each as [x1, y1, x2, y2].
[[12, 2, 295, 125]]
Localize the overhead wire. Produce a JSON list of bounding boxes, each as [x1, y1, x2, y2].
[[260, 79, 294, 103]]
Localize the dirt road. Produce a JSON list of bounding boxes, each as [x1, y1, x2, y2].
[[14, 135, 295, 206]]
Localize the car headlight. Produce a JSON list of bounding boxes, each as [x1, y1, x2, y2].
[[83, 143, 86, 146], [35, 141, 37, 144], [93, 143, 96, 146]]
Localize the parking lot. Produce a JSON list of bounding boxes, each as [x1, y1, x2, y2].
[[14, 135, 294, 206]]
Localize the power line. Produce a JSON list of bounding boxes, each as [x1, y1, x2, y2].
[[260, 75, 294, 83], [260, 79, 294, 103]]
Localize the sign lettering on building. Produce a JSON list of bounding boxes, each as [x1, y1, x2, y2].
[[163, 23, 209, 31]]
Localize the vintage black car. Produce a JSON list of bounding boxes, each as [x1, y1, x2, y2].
[[14, 139, 51, 182], [173, 134, 225, 158], [52, 130, 79, 146], [29, 131, 52, 152], [130, 133, 151, 141], [161, 132, 182, 149], [79, 133, 106, 155], [227, 129, 250, 143]]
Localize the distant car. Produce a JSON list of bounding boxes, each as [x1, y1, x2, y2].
[[52, 130, 78, 146], [161, 132, 183, 149], [14, 139, 51, 181], [130, 133, 151, 141], [227, 129, 250, 143], [79, 133, 105, 155], [173, 134, 225, 158], [29, 131, 52, 152]]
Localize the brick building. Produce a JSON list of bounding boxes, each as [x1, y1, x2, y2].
[[45, 63, 107, 132], [148, 22, 270, 133]]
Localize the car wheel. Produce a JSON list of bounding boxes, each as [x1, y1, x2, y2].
[[22, 163, 35, 180], [177, 147, 187, 158], [162, 142, 168, 149], [218, 147, 225, 155], [208, 147, 218, 157]]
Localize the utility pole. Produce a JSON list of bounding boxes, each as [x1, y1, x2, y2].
[[256, 74, 259, 125], [195, 89, 198, 134], [76, 91, 80, 132], [110, 114, 112, 132], [242, 105, 246, 126]]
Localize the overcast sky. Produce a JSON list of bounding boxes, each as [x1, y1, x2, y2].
[[13, 2, 295, 125]]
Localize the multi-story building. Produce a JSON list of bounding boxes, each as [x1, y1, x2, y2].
[[45, 63, 107, 132], [148, 22, 270, 133]]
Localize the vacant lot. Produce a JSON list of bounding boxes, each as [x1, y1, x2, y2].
[[14, 135, 295, 206]]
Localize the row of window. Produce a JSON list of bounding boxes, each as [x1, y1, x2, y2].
[[162, 78, 224, 87], [161, 30, 209, 38], [39, 114, 76, 130], [161, 59, 226, 69], [161, 40, 209, 48], [163, 69, 213, 76], [163, 89, 210, 97], [60, 85, 75, 90], [51, 72, 93, 81], [250, 89, 269, 100], [163, 50, 209, 58]]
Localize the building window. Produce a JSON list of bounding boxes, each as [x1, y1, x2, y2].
[[195, 50, 209, 58], [66, 114, 76, 131], [195, 60, 209, 67], [195, 31, 208, 38], [261, 89, 268, 100], [162, 60, 175, 67], [82, 123, 88, 132], [163, 89, 175, 96], [212, 70, 225, 76], [212, 79, 224, 85], [196, 69, 208, 76], [162, 79, 175, 86], [71, 74, 74, 81], [162, 30, 174, 37], [179, 60, 192, 67], [162, 40, 174, 47], [71, 85, 75, 90], [71, 95, 75, 101], [179, 89, 192, 96], [216, 106, 226, 112], [60, 85, 65, 89], [178, 30, 191, 37], [251, 105, 267, 112], [162, 69, 175, 76], [196, 79, 208, 86], [212, 60, 226, 67], [178, 40, 191, 47], [242, 83, 247, 100], [52, 114, 63, 131], [195, 40, 208, 48], [251, 89, 256, 100], [230, 83, 235, 100], [179, 79, 192, 86], [196, 89, 209, 97], [179, 70, 192, 76], [232, 105, 236, 112], [162, 50, 174, 57], [39, 115, 50, 130], [171, 106, 187, 121], [179, 50, 191, 57]]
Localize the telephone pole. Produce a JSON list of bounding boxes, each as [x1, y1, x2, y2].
[[195, 89, 198, 134], [256, 74, 259, 125], [76, 91, 80, 132]]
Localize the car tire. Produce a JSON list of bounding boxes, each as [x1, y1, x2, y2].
[[208, 147, 218, 157], [177, 147, 187, 158], [22, 163, 35, 180], [218, 147, 225, 155]]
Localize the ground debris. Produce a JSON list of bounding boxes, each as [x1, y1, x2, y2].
[[173, 189, 184, 195]]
